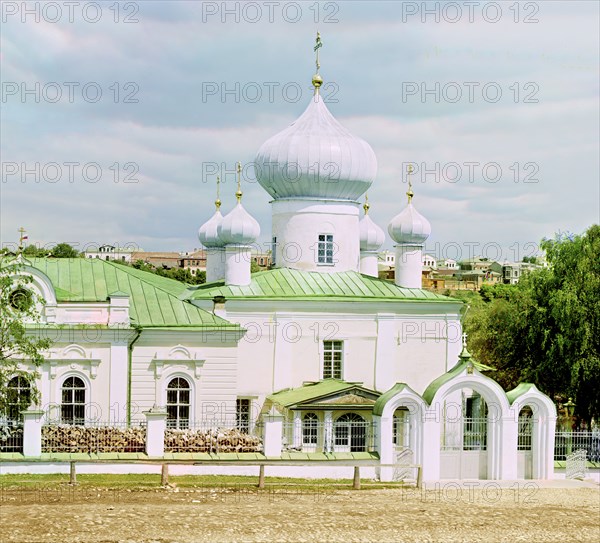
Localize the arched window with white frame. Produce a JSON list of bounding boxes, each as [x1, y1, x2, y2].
[[166, 377, 191, 429], [61, 376, 86, 425]]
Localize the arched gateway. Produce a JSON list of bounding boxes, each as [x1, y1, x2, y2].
[[374, 344, 556, 482]]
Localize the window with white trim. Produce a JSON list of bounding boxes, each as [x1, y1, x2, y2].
[[302, 412, 319, 445], [61, 376, 86, 425], [236, 399, 251, 433], [317, 234, 334, 264], [323, 340, 343, 379], [166, 377, 191, 429]]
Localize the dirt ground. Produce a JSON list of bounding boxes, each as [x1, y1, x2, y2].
[[1, 483, 599, 543]]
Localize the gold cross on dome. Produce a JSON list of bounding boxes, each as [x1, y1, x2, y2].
[[236, 162, 243, 202], [406, 164, 415, 204], [215, 176, 221, 210]]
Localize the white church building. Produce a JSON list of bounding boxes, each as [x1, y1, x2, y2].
[[2, 41, 556, 481]]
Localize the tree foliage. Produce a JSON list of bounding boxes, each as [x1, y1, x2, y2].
[[463, 226, 600, 424], [49, 243, 80, 258], [0, 263, 52, 417], [130, 260, 206, 285]]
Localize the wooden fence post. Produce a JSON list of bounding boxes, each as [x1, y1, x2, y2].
[[161, 463, 169, 486], [353, 466, 361, 490], [258, 465, 265, 489], [69, 462, 77, 485]]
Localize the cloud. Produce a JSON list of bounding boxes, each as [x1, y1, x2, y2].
[[1, 1, 598, 258]]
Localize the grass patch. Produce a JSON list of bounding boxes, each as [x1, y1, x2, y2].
[[0, 473, 410, 492]]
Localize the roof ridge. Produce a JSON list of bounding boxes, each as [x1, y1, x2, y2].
[[103, 260, 191, 301], [102, 261, 232, 325]]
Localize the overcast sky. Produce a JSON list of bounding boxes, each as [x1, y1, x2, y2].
[[1, 1, 598, 261]]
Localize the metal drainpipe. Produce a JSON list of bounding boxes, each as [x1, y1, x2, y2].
[[127, 326, 142, 426]]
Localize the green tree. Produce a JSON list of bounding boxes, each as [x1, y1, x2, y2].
[[0, 263, 52, 418], [23, 245, 51, 257], [50, 243, 80, 258], [465, 226, 600, 424], [250, 260, 261, 273]]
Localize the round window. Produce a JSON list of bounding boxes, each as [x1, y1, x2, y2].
[[9, 288, 33, 311]]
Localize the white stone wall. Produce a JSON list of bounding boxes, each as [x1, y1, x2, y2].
[[130, 331, 240, 423]]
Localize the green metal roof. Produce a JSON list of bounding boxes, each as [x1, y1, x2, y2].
[[422, 348, 497, 404], [24, 258, 236, 329], [372, 383, 413, 416], [268, 379, 378, 408], [187, 268, 458, 303], [506, 383, 538, 404]]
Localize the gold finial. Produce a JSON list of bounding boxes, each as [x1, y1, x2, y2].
[[235, 161, 243, 202], [406, 164, 415, 204], [363, 194, 370, 215], [312, 31, 323, 92], [18, 227, 27, 253], [215, 176, 221, 210]]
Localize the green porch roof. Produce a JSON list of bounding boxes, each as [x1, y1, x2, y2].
[[422, 348, 496, 405], [23, 258, 236, 329], [268, 379, 379, 408], [506, 383, 538, 404], [187, 268, 459, 303]]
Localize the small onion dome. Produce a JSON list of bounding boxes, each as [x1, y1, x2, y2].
[[254, 92, 377, 201], [388, 203, 431, 245], [198, 209, 224, 248], [218, 202, 261, 245], [359, 200, 385, 251]]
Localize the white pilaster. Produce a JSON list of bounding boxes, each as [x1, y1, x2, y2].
[[293, 411, 302, 449], [144, 409, 168, 457], [263, 409, 284, 457], [22, 409, 45, 457], [324, 410, 333, 453], [499, 415, 519, 479], [374, 315, 395, 391], [109, 341, 129, 422]]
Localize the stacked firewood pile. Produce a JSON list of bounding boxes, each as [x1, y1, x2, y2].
[[41, 425, 146, 453], [164, 427, 263, 453]]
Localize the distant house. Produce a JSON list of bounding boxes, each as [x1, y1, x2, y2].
[[179, 250, 207, 276], [498, 261, 541, 285], [85, 245, 136, 262], [252, 252, 272, 269], [131, 251, 181, 269]]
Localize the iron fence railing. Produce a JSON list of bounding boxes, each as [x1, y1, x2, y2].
[[518, 416, 532, 451], [0, 422, 24, 453], [282, 420, 376, 453], [554, 430, 600, 462]]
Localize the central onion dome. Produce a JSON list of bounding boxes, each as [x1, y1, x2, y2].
[[359, 197, 385, 251], [388, 181, 431, 245], [254, 92, 377, 201]]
